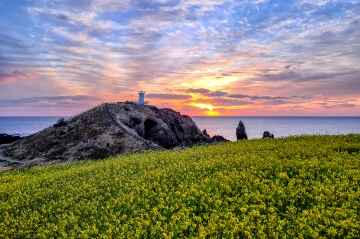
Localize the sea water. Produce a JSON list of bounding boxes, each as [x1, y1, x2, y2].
[[1, 116, 360, 140]]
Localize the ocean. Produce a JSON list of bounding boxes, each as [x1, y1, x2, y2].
[[1, 116, 360, 141], [193, 117, 360, 141]]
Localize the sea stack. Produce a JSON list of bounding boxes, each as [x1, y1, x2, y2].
[[236, 120, 248, 140], [263, 131, 275, 139]]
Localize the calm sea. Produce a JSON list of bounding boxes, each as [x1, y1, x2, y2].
[[193, 117, 360, 141], [0, 116, 360, 141], [0, 117, 60, 136]]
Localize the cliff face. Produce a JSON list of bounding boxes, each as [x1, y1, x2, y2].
[[0, 102, 210, 168]]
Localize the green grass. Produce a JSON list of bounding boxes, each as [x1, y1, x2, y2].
[[0, 135, 360, 238]]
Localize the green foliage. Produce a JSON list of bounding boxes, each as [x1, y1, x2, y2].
[[0, 135, 360, 238]]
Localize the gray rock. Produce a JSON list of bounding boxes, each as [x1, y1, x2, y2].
[[201, 129, 229, 143], [211, 135, 229, 143], [236, 120, 248, 140], [0, 102, 210, 168], [0, 134, 22, 145], [263, 131, 274, 139], [202, 129, 210, 138], [54, 118, 67, 128]]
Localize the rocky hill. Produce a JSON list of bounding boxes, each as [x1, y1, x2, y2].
[[0, 102, 219, 169]]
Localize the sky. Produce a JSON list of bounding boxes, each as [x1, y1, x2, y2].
[[0, 0, 360, 116]]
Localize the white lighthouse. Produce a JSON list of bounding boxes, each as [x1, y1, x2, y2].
[[138, 91, 145, 105]]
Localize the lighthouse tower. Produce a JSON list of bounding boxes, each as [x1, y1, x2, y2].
[[138, 91, 145, 105]]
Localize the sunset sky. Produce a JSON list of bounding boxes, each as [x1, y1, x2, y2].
[[1, 0, 360, 116]]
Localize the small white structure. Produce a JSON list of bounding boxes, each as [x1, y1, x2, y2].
[[138, 91, 145, 105]]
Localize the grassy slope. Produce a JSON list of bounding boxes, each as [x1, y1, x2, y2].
[[0, 135, 359, 238]]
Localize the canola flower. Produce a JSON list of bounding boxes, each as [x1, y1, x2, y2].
[[0, 135, 359, 238]]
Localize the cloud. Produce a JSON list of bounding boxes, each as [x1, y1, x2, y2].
[[186, 88, 308, 101], [146, 93, 192, 100], [254, 70, 360, 82], [1, 0, 360, 115], [186, 88, 211, 94], [318, 102, 356, 109], [228, 94, 289, 101], [208, 98, 252, 107], [185, 88, 228, 97], [0, 95, 100, 108], [0, 33, 28, 50], [0, 70, 34, 85]]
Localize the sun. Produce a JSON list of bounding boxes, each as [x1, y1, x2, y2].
[[206, 110, 220, 117]]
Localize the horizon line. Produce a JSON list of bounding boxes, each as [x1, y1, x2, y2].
[[1, 115, 360, 118]]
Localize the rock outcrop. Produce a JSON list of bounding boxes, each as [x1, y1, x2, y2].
[[211, 135, 229, 143], [0, 102, 212, 169], [263, 131, 275, 139], [236, 120, 248, 140], [201, 129, 229, 143], [0, 134, 22, 145], [202, 129, 210, 138]]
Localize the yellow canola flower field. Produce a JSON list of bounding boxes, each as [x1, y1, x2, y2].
[[0, 135, 359, 238]]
